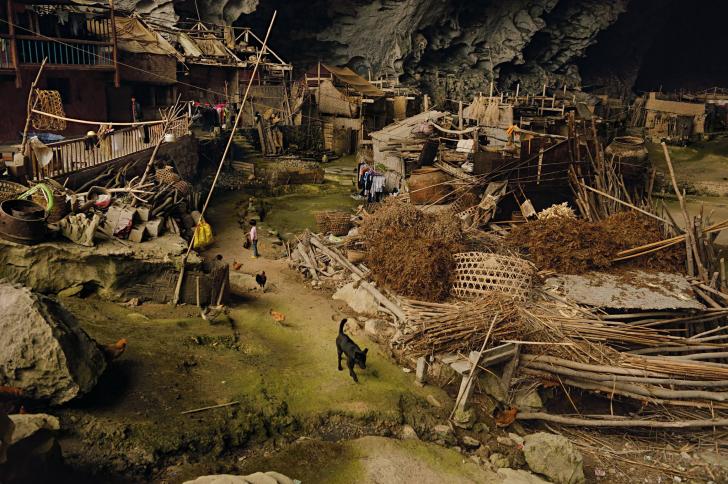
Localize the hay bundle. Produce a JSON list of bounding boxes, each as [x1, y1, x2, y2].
[[359, 198, 464, 301], [508, 211, 685, 273]]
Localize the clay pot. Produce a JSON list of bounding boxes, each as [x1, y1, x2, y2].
[[408, 167, 452, 205], [605, 136, 649, 180]]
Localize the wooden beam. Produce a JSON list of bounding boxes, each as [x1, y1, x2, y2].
[[109, 0, 120, 88], [7, 0, 21, 88]]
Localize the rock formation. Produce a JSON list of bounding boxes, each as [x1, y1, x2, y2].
[[0, 283, 107, 405]]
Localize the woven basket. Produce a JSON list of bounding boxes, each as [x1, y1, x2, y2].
[[452, 252, 535, 301], [314, 211, 352, 236], [33, 191, 69, 223], [155, 166, 181, 185], [0, 181, 28, 203]]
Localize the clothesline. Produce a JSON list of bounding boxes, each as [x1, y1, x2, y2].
[[30, 109, 185, 127]]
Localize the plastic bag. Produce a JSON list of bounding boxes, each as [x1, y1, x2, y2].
[[193, 218, 214, 249]]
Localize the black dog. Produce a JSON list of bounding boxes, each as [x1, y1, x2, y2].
[[336, 319, 368, 382]]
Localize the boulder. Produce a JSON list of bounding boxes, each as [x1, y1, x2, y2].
[[7, 414, 59, 444], [0, 283, 107, 404], [332, 282, 380, 316], [523, 432, 585, 484], [1, 412, 63, 482], [183, 472, 294, 484]]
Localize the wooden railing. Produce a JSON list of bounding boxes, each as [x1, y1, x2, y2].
[[29, 116, 190, 180], [16, 36, 113, 67]]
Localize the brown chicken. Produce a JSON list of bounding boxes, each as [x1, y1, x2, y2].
[[232, 260, 242, 271], [269, 309, 285, 323], [99, 338, 128, 362]]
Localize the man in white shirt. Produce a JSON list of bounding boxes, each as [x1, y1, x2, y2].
[[249, 220, 259, 258]]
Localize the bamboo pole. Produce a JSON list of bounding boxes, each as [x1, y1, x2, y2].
[[517, 412, 728, 429], [172, 11, 278, 305]]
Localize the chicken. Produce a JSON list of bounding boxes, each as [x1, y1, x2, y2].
[[99, 338, 128, 362], [255, 271, 267, 291], [232, 260, 242, 271], [269, 308, 285, 323]]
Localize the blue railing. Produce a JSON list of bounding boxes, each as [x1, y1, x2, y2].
[[16, 36, 112, 66]]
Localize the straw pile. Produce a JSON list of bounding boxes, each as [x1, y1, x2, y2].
[[359, 198, 464, 301], [508, 211, 685, 273]]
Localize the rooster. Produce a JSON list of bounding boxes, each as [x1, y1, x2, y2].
[[256, 271, 267, 292], [269, 308, 285, 324], [99, 338, 128, 363], [232, 260, 242, 271]]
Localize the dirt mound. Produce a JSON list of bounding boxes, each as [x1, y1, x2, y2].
[[508, 211, 685, 274], [360, 199, 464, 301]]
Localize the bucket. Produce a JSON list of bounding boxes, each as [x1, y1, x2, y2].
[[164, 133, 176, 143]]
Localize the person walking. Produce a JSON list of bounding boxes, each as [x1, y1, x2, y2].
[[249, 220, 259, 258]]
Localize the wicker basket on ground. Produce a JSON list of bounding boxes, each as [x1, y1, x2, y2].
[[0, 181, 28, 203], [315, 210, 353, 236], [33, 191, 69, 223], [452, 252, 536, 302]]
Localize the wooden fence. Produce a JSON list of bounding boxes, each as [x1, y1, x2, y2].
[[29, 116, 189, 180]]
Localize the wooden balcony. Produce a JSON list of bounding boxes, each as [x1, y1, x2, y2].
[[28, 116, 190, 181]]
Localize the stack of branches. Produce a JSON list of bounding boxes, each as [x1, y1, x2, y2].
[[399, 293, 524, 356], [289, 231, 406, 321], [398, 286, 728, 425], [359, 198, 464, 301]]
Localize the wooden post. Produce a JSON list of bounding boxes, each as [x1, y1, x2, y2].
[[458, 100, 463, 139], [515, 83, 520, 102], [423, 94, 429, 112], [109, 0, 120, 88], [7, 0, 21, 88]]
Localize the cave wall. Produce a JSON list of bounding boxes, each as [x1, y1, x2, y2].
[[115, 0, 727, 98]]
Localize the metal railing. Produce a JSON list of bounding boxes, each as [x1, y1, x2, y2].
[[0, 37, 10, 68], [29, 116, 190, 180], [16, 36, 113, 66]]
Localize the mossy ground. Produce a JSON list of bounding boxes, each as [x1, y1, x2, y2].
[[55, 153, 452, 482]]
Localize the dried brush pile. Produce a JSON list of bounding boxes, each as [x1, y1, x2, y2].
[[508, 211, 685, 273], [359, 198, 464, 301]]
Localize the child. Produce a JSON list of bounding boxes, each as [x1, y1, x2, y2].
[[249, 220, 259, 258]]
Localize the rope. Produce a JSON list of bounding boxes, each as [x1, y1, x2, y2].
[[30, 109, 173, 127]]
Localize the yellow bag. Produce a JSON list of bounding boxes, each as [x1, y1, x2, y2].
[[193, 218, 214, 249]]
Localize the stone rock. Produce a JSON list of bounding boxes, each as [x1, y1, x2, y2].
[[509, 432, 525, 446], [497, 436, 516, 447], [473, 422, 490, 434], [57, 285, 84, 298], [452, 408, 475, 429], [514, 387, 543, 410], [229, 272, 260, 292], [400, 424, 419, 440], [183, 472, 294, 484], [524, 432, 585, 484], [489, 452, 511, 469], [432, 424, 456, 446], [461, 435, 481, 449], [497, 468, 551, 484], [0, 283, 107, 404], [332, 282, 380, 316], [8, 414, 60, 444], [478, 372, 507, 403], [364, 319, 387, 336], [698, 451, 728, 468], [426, 394, 443, 408]]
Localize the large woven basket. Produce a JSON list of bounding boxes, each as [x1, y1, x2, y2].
[[452, 252, 535, 301], [314, 211, 352, 236], [0, 180, 28, 203]]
